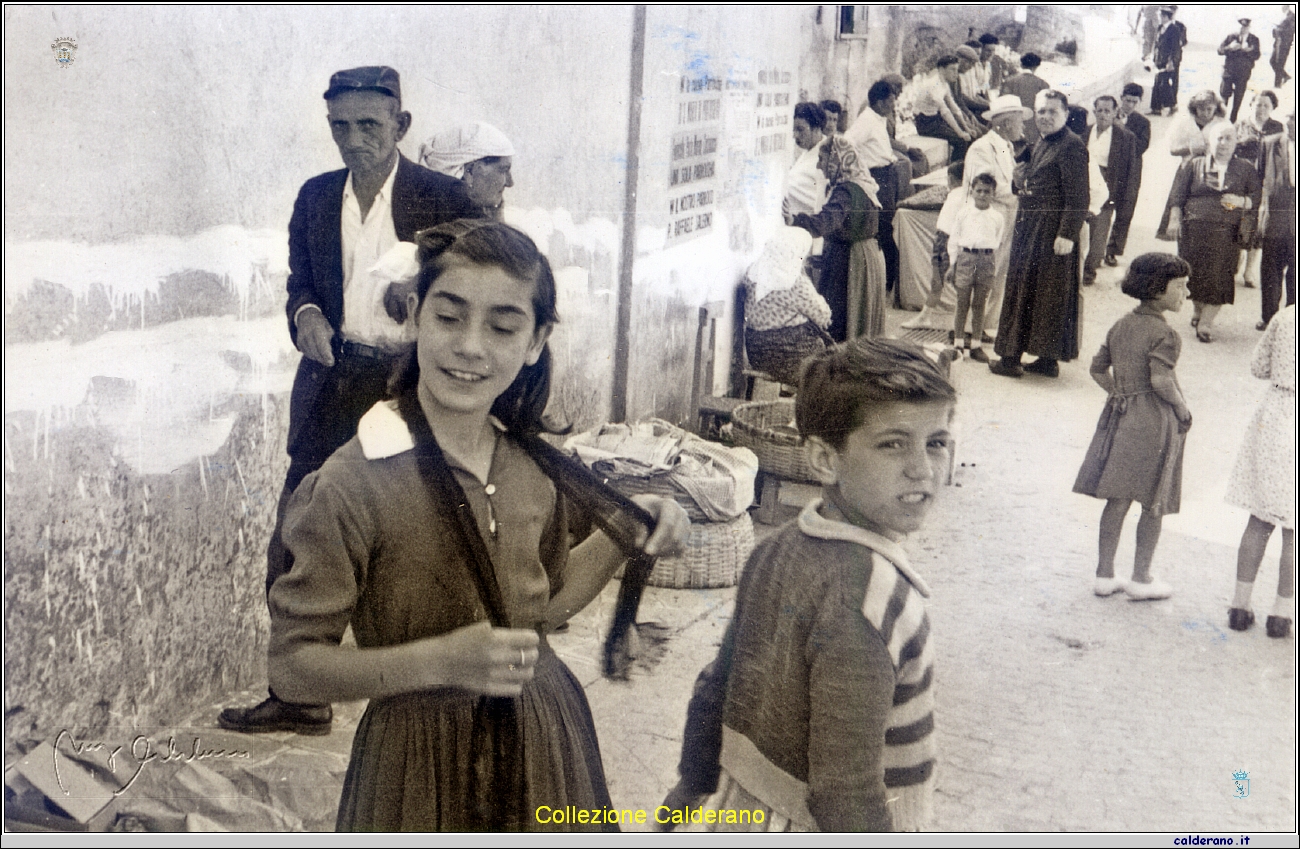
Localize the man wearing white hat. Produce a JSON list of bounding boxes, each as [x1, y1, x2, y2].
[[1219, 17, 1262, 123], [419, 121, 516, 220], [960, 94, 1031, 339]]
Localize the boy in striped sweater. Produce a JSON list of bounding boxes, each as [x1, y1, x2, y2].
[[661, 337, 953, 832]]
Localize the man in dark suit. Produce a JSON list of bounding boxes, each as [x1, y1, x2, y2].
[[1257, 112, 1296, 328], [1219, 18, 1263, 122], [1082, 95, 1138, 287], [219, 66, 476, 735], [1150, 6, 1187, 116], [1105, 83, 1151, 265]]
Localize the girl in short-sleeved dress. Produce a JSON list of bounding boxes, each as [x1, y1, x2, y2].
[[1074, 254, 1193, 600]]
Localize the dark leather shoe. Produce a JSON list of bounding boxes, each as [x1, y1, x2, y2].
[[989, 358, 1023, 377], [1024, 358, 1059, 378], [1103, 254, 1119, 267], [1257, 320, 1269, 331], [1266, 615, 1291, 638], [967, 346, 990, 363], [1228, 608, 1255, 631], [218, 694, 332, 735]]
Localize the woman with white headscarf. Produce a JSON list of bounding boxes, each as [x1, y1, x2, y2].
[[788, 135, 885, 342], [419, 122, 516, 220], [1160, 122, 1262, 342]]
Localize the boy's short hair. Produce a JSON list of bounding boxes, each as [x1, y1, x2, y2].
[[979, 33, 999, 46], [1020, 52, 1042, 70], [797, 337, 956, 450], [868, 79, 895, 106], [946, 159, 965, 183], [1122, 82, 1144, 98], [794, 101, 827, 131], [1120, 252, 1191, 300], [970, 172, 997, 191]]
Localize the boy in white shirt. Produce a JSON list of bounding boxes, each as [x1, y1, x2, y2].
[[947, 172, 1005, 361]]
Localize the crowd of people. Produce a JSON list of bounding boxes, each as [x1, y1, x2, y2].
[[208, 7, 1295, 831]]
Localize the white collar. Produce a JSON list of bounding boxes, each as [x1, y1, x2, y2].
[[356, 400, 507, 461], [797, 498, 931, 598]]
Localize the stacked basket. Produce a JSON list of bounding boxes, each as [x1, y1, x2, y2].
[[728, 398, 814, 483]]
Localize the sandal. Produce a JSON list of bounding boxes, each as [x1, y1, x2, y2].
[[1196, 329, 1212, 343]]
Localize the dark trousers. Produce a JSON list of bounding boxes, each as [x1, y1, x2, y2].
[[266, 352, 398, 594], [915, 112, 970, 162], [1107, 165, 1142, 257], [1152, 67, 1180, 110], [869, 164, 900, 298], [1083, 207, 1114, 284], [1220, 73, 1250, 123], [1260, 235, 1297, 325]]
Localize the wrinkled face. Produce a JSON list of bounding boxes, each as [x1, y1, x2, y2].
[[824, 401, 954, 537], [1254, 96, 1275, 125], [1035, 95, 1068, 136], [1094, 100, 1117, 133], [1212, 128, 1237, 161], [327, 90, 407, 177], [464, 157, 514, 209], [793, 118, 822, 151], [415, 259, 550, 420], [1120, 94, 1141, 116], [994, 112, 1025, 142]]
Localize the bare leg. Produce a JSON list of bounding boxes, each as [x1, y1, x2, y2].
[[1236, 514, 1275, 584], [1131, 506, 1164, 584], [1098, 499, 1131, 579], [1200, 303, 1222, 333]]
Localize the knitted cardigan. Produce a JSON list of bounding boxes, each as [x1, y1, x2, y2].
[[678, 499, 935, 831]]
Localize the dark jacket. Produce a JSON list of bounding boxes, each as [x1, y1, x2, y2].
[[1124, 110, 1152, 158], [1155, 20, 1187, 69], [1085, 122, 1139, 211], [1219, 31, 1262, 79], [284, 155, 476, 456]]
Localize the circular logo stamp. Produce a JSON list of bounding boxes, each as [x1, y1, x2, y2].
[[51, 36, 77, 68]]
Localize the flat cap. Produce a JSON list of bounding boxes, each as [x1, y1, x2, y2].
[[323, 66, 401, 103], [955, 44, 980, 62]]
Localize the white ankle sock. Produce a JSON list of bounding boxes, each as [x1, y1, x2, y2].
[[1232, 581, 1254, 609], [1272, 594, 1294, 619]]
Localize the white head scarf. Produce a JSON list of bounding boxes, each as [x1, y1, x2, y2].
[[417, 121, 515, 179]]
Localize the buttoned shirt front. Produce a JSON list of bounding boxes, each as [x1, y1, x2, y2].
[[340, 159, 410, 349], [1088, 125, 1112, 214]]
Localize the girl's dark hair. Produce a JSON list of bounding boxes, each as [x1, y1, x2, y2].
[[388, 221, 561, 434], [794, 101, 827, 131], [796, 337, 956, 450], [1121, 252, 1191, 300]]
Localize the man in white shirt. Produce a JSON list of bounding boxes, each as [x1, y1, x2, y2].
[[845, 80, 903, 295], [219, 66, 477, 736], [1081, 95, 1137, 287], [962, 94, 1029, 337]]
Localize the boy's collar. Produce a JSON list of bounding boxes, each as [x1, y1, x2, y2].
[[798, 498, 932, 598]]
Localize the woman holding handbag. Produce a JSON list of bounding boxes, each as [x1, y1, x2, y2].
[[1159, 122, 1261, 342]]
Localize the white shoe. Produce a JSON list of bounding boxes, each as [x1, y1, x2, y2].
[[1094, 577, 1127, 596], [1126, 579, 1173, 601]]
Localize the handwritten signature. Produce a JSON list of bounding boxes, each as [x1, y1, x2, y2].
[[53, 729, 250, 797]]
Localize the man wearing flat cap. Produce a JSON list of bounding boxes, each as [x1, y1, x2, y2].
[[1220, 17, 1262, 122], [219, 65, 477, 736]]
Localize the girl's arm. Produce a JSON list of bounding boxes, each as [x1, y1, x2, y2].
[[1089, 341, 1115, 394], [544, 495, 689, 629], [1149, 335, 1192, 426]]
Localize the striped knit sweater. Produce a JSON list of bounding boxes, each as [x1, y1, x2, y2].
[[678, 499, 935, 831]]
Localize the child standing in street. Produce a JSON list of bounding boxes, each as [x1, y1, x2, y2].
[[1073, 253, 1193, 600], [1224, 304, 1295, 637], [946, 172, 1005, 362], [923, 160, 966, 317], [660, 338, 955, 832]]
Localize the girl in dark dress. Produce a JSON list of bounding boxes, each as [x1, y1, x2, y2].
[[1074, 254, 1193, 601], [267, 222, 687, 831]]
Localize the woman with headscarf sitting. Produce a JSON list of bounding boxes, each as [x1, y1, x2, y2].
[[418, 121, 516, 221], [743, 226, 832, 385], [787, 135, 885, 342]]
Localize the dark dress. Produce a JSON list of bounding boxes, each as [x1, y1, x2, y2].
[[793, 182, 883, 343], [269, 403, 614, 832], [1166, 156, 1262, 306], [1074, 310, 1185, 515], [995, 126, 1090, 362]]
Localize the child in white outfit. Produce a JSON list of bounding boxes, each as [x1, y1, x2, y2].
[[946, 172, 1005, 361]]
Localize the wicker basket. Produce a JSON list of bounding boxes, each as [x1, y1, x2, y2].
[[729, 399, 815, 482], [744, 322, 826, 386], [641, 512, 755, 589], [599, 471, 712, 524]]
